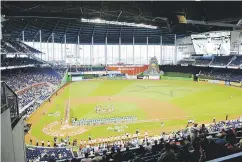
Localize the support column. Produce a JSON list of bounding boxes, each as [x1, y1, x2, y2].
[[47, 41, 49, 61], [126, 45, 128, 64], [61, 43, 63, 61], [22, 31, 25, 42], [0, 24, 2, 40], [105, 37, 107, 65], [39, 30, 42, 60], [160, 36, 162, 65], [83, 45, 84, 65], [119, 37, 121, 63], [140, 45, 141, 64], [64, 34, 66, 61], [174, 34, 177, 64], [146, 37, 149, 64], [52, 33, 54, 60], [133, 37, 135, 64], [91, 36, 94, 65], [112, 45, 114, 64], [77, 35, 80, 65]]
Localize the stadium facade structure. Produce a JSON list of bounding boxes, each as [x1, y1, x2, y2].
[[1, 82, 26, 162]]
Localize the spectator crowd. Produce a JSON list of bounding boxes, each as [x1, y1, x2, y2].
[[1, 67, 65, 115], [26, 117, 242, 162]]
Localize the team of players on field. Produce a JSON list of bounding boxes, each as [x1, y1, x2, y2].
[[72, 116, 137, 126]]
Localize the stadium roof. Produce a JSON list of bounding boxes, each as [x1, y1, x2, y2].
[[1, 1, 242, 44]]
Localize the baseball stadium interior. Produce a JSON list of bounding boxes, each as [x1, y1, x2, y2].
[[1, 1, 242, 162]]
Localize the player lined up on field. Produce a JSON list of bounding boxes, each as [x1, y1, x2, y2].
[[71, 116, 137, 126]]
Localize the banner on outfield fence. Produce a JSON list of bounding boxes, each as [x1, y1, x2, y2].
[[126, 75, 137, 80], [137, 76, 144, 79], [72, 76, 83, 82], [208, 80, 220, 84], [225, 81, 230, 85], [149, 76, 160, 80], [198, 78, 208, 82], [217, 80, 225, 85], [230, 82, 241, 87]]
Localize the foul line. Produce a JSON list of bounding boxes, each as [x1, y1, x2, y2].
[[64, 81, 72, 124]]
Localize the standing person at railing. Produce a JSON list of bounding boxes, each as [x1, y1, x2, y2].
[[41, 140, 44, 147]]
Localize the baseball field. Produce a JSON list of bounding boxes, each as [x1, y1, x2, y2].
[[25, 80, 242, 144]]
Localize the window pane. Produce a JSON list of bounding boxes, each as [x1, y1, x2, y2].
[[126, 45, 133, 64], [134, 45, 141, 64], [83, 45, 91, 65], [113, 45, 119, 64], [140, 45, 147, 64], [107, 45, 113, 64]]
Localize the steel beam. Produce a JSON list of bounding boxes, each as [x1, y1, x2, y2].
[[18, 20, 31, 38], [187, 19, 241, 28], [32, 20, 47, 40], [47, 20, 59, 41], [61, 22, 71, 43]]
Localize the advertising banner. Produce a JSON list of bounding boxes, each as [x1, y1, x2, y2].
[[106, 65, 148, 75], [137, 76, 144, 79], [198, 78, 208, 82], [218, 80, 225, 85], [126, 75, 137, 80], [225, 81, 230, 85], [149, 76, 160, 80], [230, 82, 241, 87], [208, 80, 219, 84], [72, 76, 83, 82]]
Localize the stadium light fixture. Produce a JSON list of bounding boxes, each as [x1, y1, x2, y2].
[[80, 18, 158, 29]]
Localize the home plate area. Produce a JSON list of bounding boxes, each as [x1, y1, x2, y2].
[[42, 121, 87, 137]]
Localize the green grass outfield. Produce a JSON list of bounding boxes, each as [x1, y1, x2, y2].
[[28, 80, 242, 142]]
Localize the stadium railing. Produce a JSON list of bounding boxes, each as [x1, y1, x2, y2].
[[207, 152, 242, 162]]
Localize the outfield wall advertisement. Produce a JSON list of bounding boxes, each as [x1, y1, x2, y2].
[[72, 76, 83, 82], [126, 75, 138, 80], [198, 79, 242, 88], [161, 76, 193, 81], [230, 82, 242, 87], [106, 65, 148, 75], [149, 76, 160, 80]]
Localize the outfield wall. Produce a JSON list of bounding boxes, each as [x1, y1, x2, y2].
[[198, 78, 242, 88], [160, 76, 193, 81]]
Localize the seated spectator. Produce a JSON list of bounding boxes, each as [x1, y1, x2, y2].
[[122, 147, 134, 161], [112, 148, 122, 162], [132, 157, 143, 162], [235, 139, 242, 149], [152, 140, 160, 153], [158, 142, 175, 162], [81, 153, 92, 162], [91, 152, 102, 162], [215, 133, 227, 145], [145, 142, 152, 153]]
